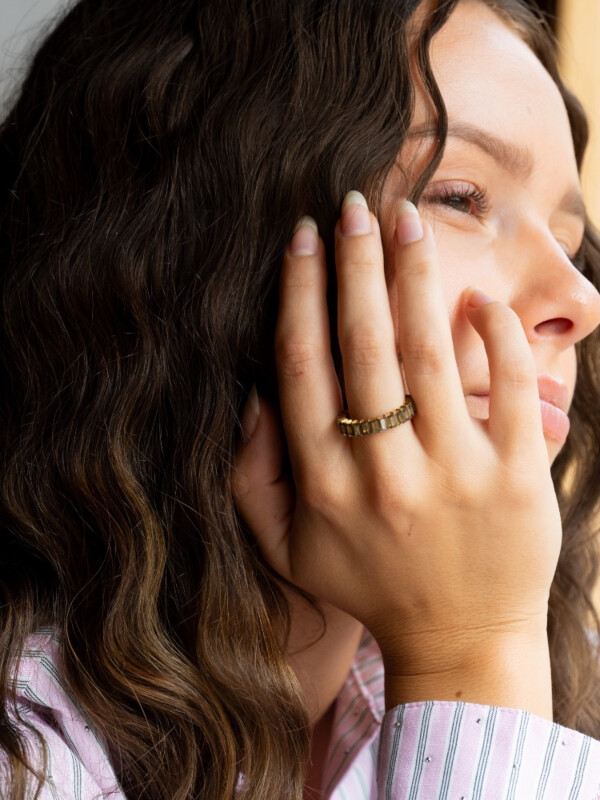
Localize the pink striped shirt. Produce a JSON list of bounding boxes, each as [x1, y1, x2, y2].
[[4, 629, 600, 798]]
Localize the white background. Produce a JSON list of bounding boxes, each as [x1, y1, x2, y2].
[[0, 0, 69, 107]]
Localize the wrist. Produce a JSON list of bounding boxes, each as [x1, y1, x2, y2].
[[381, 623, 552, 719]]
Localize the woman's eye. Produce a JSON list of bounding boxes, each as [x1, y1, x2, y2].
[[439, 194, 478, 214], [420, 182, 491, 218]]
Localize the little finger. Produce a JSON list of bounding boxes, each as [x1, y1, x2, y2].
[[276, 217, 343, 469]]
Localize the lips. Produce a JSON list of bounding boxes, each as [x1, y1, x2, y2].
[[536, 375, 569, 415], [465, 374, 571, 443], [537, 375, 570, 442]]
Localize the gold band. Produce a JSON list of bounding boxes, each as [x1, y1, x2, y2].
[[336, 396, 416, 437]]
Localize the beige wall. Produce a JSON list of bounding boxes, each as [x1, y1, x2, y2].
[[557, 1, 600, 609], [558, 0, 600, 228]]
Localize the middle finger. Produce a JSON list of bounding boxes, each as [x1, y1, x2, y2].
[[392, 201, 471, 449]]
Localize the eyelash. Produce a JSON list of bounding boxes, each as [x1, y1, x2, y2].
[[420, 182, 491, 217]]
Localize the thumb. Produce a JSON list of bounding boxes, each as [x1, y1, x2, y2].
[[232, 388, 294, 575]]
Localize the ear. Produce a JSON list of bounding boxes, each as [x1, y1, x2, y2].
[[232, 392, 294, 576]]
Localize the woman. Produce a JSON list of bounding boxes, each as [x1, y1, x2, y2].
[[1, 0, 600, 797]]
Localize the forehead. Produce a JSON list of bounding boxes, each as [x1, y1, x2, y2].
[[415, 0, 578, 181]]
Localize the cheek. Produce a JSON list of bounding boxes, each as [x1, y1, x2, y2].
[[564, 348, 578, 406], [424, 228, 486, 346], [430, 223, 494, 300]]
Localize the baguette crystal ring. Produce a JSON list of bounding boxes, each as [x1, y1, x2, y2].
[[336, 396, 416, 437]]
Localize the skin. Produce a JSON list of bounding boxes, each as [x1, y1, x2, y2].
[[234, 0, 600, 794], [383, 0, 593, 466]]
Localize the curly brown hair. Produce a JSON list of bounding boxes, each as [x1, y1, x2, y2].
[[1, 0, 599, 798]]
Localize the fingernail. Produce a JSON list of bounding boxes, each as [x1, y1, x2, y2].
[[466, 287, 495, 308], [290, 216, 319, 255], [341, 190, 372, 236], [241, 385, 260, 443], [396, 200, 423, 244]]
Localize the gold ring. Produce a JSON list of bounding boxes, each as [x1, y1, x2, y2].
[[336, 396, 416, 437]]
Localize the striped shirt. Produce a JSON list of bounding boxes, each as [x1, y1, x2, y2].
[[4, 629, 600, 799]]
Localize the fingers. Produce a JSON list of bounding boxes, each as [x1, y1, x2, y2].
[[276, 195, 543, 475], [392, 202, 470, 441], [465, 288, 544, 458], [232, 393, 293, 578], [335, 192, 406, 421], [275, 217, 343, 468], [278, 194, 470, 466]]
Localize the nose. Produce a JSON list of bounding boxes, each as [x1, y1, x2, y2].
[[509, 226, 600, 350]]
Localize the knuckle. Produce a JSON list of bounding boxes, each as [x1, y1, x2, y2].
[[282, 265, 321, 292], [366, 464, 413, 518], [479, 305, 536, 385], [336, 235, 380, 271], [399, 253, 433, 282], [365, 478, 394, 518], [497, 347, 535, 387], [401, 332, 445, 371], [297, 471, 342, 518], [500, 465, 538, 506], [276, 334, 321, 379], [450, 471, 484, 508], [502, 360, 535, 388], [433, 452, 490, 507], [340, 250, 379, 275], [342, 323, 390, 366]]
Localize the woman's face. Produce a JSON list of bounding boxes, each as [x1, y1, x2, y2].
[[382, 0, 600, 463]]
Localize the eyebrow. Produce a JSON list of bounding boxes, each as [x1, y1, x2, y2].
[[408, 121, 586, 223]]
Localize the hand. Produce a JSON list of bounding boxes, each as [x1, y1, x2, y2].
[[232, 391, 365, 724], [234, 193, 561, 717]]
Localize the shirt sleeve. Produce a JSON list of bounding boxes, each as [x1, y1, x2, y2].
[[377, 701, 600, 799], [3, 713, 125, 800]]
